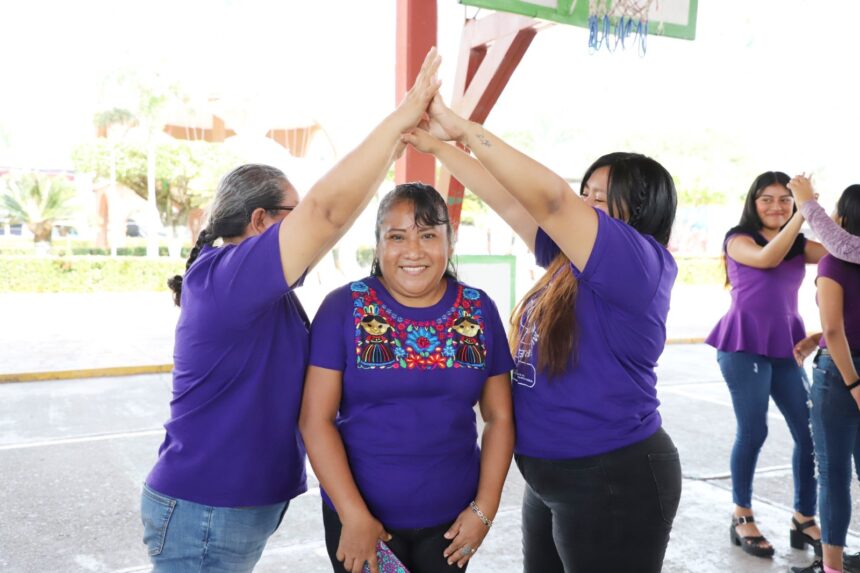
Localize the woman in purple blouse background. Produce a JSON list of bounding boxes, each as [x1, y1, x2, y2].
[[706, 171, 826, 560]]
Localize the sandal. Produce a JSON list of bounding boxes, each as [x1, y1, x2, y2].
[[730, 515, 775, 558], [790, 559, 822, 573], [790, 517, 823, 557]]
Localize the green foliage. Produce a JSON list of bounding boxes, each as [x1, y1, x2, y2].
[[675, 255, 725, 285], [71, 138, 241, 230], [355, 244, 375, 268], [0, 256, 185, 292], [1, 173, 78, 243], [93, 108, 136, 130]]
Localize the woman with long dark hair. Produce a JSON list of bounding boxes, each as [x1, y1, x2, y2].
[[300, 183, 515, 573], [706, 171, 826, 560], [402, 95, 682, 572], [791, 184, 860, 573], [139, 49, 442, 572]]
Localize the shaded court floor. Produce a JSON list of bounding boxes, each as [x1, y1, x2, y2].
[[1, 344, 858, 572]]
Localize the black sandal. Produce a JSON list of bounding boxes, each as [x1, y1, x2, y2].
[[790, 559, 823, 573], [790, 517, 821, 557], [730, 515, 775, 558], [790, 517, 823, 557]]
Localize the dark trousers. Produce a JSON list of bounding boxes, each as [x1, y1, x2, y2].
[[322, 502, 465, 573], [516, 427, 681, 573]]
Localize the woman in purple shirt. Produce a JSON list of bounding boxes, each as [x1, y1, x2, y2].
[[706, 171, 826, 560], [139, 49, 442, 573], [792, 185, 860, 573], [401, 95, 682, 572], [300, 183, 515, 573]]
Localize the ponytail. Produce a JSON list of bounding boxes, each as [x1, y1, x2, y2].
[[167, 229, 217, 307], [509, 254, 579, 378]]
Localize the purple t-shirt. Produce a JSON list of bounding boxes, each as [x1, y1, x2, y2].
[[706, 232, 807, 359], [147, 222, 310, 506], [512, 208, 677, 459], [309, 276, 514, 529], [817, 254, 860, 351]]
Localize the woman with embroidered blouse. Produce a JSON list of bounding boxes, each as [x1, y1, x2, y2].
[[299, 183, 515, 573]]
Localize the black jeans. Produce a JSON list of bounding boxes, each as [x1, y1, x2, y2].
[[516, 427, 682, 573], [322, 502, 465, 573]]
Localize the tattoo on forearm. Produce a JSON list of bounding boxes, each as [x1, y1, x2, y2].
[[476, 130, 492, 148]]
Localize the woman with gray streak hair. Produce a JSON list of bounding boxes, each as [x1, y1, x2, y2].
[[139, 48, 442, 573]]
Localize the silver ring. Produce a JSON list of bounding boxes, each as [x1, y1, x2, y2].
[[460, 545, 475, 556]]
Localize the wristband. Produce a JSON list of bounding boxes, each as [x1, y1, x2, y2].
[[847, 378, 860, 391], [470, 501, 493, 529]]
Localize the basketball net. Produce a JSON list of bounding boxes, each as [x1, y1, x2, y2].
[[588, 0, 657, 55]]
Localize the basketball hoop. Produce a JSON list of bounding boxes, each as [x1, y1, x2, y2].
[[588, 0, 655, 55]]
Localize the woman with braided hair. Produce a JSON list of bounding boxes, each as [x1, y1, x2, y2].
[[706, 171, 826, 561], [139, 49, 442, 573], [401, 94, 681, 572]]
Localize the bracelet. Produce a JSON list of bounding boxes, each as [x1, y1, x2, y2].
[[847, 378, 860, 391], [470, 501, 493, 529]]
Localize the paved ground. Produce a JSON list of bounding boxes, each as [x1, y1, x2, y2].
[[1, 344, 858, 573], [0, 278, 852, 572], [0, 277, 823, 376]]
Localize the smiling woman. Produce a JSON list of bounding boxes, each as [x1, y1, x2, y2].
[[299, 182, 516, 573], [706, 170, 828, 560]]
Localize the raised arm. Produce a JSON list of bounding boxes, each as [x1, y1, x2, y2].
[[789, 175, 860, 264], [725, 213, 805, 269], [278, 49, 441, 286], [298, 366, 390, 573], [403, 128, 538, 251], [425, 96, 597, 270]]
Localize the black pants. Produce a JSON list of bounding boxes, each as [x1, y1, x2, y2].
[[322, 502, 466, 573], [516, 427, 682, 573]]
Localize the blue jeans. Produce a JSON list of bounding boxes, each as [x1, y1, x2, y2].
[[811, 354, 860, 547], [717, 350, 817, 515], [140, 483, 289, 573]]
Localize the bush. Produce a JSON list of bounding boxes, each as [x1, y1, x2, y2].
[[0, 256, 185, 292], [675, 255, 725, 286]]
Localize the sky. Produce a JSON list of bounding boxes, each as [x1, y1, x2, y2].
[[1, 0, 859, 201]]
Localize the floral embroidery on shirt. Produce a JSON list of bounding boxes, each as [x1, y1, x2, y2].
[[350, 281, 487, 370]]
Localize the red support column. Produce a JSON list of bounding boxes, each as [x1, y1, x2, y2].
[[439, 14, 538, 231], [395, 0, 437, 185]]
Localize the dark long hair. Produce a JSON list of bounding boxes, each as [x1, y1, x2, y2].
[[510, 152, 677, 377], [167, 164, 290, 306], [371, 182, 457, 280], [734, 171, 794, 234], [723, 171, 799, 286], [836, 184, 860, 236]]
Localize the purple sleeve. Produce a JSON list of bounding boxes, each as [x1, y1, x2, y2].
[[534, 228, 561, 268], [309, 289, 348, 372], [208, 221, 294, 319], [816, 255, 846, 288], [481, 294, 515, 377], [572, 209, 674, 315], [800, 200, 860, 264]]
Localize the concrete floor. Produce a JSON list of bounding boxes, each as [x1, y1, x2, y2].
[[1, 344, 858, 572]]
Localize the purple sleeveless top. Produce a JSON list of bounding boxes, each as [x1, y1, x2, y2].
[[706, 232, 807, 359]]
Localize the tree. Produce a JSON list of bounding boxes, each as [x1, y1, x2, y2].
[[71, 138, 240, 233], [1, 173, 77, 243]]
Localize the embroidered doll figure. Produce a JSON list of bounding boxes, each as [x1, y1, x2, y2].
[[449, 314, 485, 367], [358, 311, 396, 367]]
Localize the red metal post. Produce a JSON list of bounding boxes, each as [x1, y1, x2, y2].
[[395, 0, 437, 186], [439, 14, 538, 231]]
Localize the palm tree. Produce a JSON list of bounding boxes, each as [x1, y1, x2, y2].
[[1, 173, 77, 243]]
